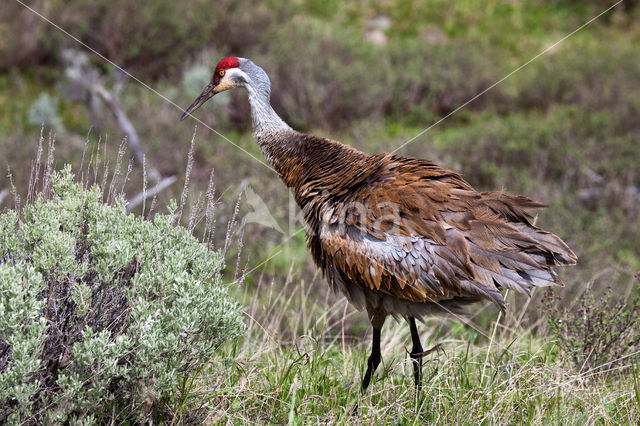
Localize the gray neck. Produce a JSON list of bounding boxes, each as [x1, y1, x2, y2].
[[246, 84, 290, 139], [239, 59, 290, 140]]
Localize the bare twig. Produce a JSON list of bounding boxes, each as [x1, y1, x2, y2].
[[126, 175, 178, 213]]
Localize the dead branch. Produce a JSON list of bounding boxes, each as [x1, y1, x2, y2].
[[0, 189, 9, 206], [62, 49, 162, 184], [92, 85, 162, 183], [126, 175, 177, 212]]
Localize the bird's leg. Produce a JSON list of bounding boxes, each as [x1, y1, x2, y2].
[[408, 317, 424, 388], [361, 326, 382, 392]]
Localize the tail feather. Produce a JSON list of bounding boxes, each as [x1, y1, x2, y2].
[[460, 213, 576, 306], [514, 223, 577, 266]]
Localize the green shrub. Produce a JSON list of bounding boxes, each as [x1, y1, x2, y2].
[[27, 93, 64, 134], [256, 16, 390, 130], [1, 0, 279, 79], [543, 286, 640, 376], [386, 38, 499, 121], [253, 16, 497, 131], [0, 166, 245, 423], [516, 39, 640, 114], [428, 106, 640, 189]]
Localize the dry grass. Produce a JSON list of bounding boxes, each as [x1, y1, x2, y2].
[[176, 268, 640, 424]]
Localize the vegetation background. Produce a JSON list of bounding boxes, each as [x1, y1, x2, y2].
[[1, 0, 639, 423]]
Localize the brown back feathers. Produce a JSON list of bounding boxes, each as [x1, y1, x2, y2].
[[262, 129, 577, 315]]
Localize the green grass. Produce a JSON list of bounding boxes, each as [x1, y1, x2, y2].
[[174, 273, 640, 424]]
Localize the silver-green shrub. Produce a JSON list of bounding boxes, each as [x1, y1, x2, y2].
[[0, 166, 246, 424]]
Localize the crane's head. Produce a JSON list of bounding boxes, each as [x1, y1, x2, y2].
[[181, 56, 249, 121]]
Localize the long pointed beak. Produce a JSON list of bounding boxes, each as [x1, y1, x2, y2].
[[181, 83, 216, 121]]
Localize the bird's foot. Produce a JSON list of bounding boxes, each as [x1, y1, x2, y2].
[[409, 343, 443, 388], [413, 343, 443, 359]]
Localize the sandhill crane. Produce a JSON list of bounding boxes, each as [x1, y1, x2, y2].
[[181, 57, 577, 391]]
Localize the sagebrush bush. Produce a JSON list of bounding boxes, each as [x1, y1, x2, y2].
[[0, 166, 245, 424]]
